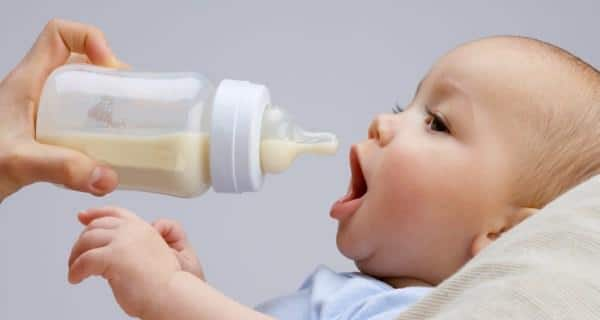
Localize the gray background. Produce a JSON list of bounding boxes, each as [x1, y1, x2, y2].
[[1, 1, 598, 319]]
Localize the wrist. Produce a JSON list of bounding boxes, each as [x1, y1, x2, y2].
[[139, 271, 274, 320], [141, 270, 186, 320]]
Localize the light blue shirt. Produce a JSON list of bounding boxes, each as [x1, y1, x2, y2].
[[255, 265, 432, 320]]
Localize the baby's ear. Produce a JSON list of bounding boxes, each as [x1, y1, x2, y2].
[[470, 207, 538, 257]]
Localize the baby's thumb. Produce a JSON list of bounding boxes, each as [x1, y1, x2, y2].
[[14, 142, 118, 195]]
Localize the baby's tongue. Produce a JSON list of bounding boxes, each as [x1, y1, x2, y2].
[[336, 183, 354, 204], [330, 182, 363, 220]]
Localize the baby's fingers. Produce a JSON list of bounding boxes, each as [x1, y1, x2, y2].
[[68, 228, 114, 268], [78, 206, 136, 225], [68, 247, 110, 284], [152, 219, 189, 251], [84, 216, 121, 232]]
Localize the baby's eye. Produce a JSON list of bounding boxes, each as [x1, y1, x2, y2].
[[426, 111, 450, 134]]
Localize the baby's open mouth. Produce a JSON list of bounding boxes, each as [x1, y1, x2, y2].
[[330, 145, 368, 220]]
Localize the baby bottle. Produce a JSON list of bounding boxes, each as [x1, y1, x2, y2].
[[35, 64, 338, 197]]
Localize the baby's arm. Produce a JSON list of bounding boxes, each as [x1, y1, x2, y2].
[[68, 207, 273, 320], [150, 271, 273, 320]]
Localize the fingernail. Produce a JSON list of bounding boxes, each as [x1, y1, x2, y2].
[[89, 167, 102, 183], [89, 167, 113, 193]]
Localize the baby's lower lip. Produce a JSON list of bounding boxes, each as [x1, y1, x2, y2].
[[330, 195, 364, 221]]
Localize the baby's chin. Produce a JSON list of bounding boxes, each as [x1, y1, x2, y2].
[[354, 256, 403, 280], [354, 258, 375, 275], [336, 229, 378, 271], [354, 256, 410, 280], [338, 238, 407, 278]]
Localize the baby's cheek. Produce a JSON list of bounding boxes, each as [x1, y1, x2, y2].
[[375, 149, 432, 221]]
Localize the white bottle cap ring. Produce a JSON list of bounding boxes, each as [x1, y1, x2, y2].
[[210, 79, 269, 193]]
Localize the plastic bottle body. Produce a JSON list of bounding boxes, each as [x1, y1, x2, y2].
[[36, 64, 214, 197], [36, 65, 339, 198]]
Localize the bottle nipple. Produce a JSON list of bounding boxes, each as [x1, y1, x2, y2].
[[260, 106, 339, 174]]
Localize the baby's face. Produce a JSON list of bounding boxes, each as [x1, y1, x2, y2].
[[331, 39, 549, 284]]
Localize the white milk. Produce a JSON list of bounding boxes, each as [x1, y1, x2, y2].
[[38, 132, 211, 197], [260, 139, 339, 174]]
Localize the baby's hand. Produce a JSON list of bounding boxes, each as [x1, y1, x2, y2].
[[68, 207, 182, 318], [152, 219, 205, 280]]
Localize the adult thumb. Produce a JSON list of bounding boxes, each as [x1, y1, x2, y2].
[[10, 142, 118, 195]]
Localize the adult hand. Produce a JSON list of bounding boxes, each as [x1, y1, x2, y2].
[[0, 19, 127, 202]]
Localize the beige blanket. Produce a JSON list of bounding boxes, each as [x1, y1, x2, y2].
[[396, 176, 600, 320]]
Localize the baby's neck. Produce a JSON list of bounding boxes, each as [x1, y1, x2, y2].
[[378, 276, 434, 289]]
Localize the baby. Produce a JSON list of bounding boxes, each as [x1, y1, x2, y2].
[[67, 36, 600, 320]]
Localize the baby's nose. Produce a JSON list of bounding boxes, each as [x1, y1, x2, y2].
[[368, 114, 395, 146]]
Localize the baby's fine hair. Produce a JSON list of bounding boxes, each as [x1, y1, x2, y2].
[[507, 36, 600, 208]]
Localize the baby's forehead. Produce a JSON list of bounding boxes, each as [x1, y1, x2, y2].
[[429, 37, 592, 91], [431, 39, 543, 87], [423, 37, 585, 115]]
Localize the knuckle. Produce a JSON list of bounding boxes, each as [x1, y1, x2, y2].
[[60, 155, 87, 189], [2, 145, 28, 186], [78, 229, 95, 243], [86, 220, 100, 230], [87, 217, 106, 229], [102, 206, 135, 220], [45, 18, 62, 31], [96, 206, 119, 218], [90, 26, 105, 39]]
